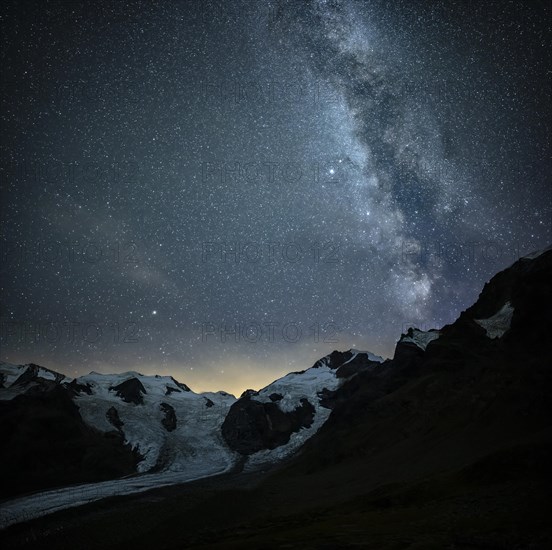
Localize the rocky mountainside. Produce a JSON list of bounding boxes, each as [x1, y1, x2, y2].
[[181, 245, 550, 548]]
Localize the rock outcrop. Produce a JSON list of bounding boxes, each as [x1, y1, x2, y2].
[[109, 378, 147, 405], [222, 395, 315, 455]]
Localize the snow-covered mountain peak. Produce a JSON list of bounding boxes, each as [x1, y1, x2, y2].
[[0, 362, 71, 399]]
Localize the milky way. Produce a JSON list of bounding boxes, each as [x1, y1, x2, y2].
[[1, 0, 550, 395]]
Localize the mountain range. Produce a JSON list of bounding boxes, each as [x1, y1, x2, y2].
[[1, 246, 551, 549]]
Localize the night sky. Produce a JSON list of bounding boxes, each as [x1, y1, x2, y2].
[[1, 0, 550, 396]]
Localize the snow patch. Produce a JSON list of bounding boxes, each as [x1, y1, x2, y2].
[[345, 349, 385, 364], [475, 301, 515, 339], [399, 329, 440, 351]]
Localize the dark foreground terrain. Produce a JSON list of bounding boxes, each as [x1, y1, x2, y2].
[[1, 249, 551, 549], [0, 437, 550, 549]]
